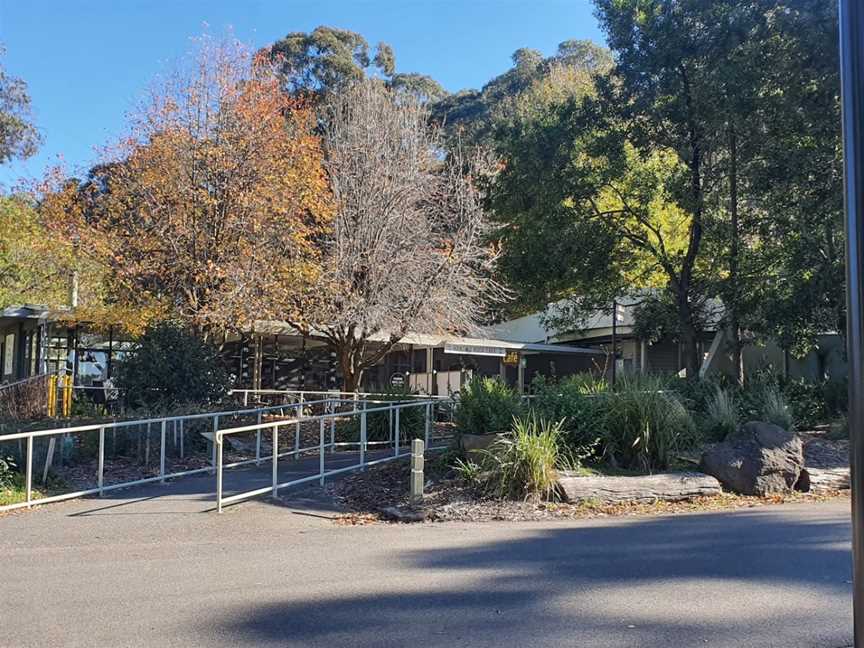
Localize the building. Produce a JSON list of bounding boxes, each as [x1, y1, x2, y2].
[[220, 325, 604, 396], [489, 300, 847, 383], [0, 306, 603, 396]]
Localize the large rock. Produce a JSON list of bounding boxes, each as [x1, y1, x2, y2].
[[557, 471, 722, 504], [699, 421, 804, 496]]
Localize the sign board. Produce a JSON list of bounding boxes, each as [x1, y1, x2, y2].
[[389, 372, 406, 387], [503, 351, 520, 366], [443, 343, 506, 357]]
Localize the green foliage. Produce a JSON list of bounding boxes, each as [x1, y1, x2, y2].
[[758, 384, 794, 431], [115, 321, 228, 410], [454, 377, 523, 436], [481, 415, 574, 501], [0, 454, 16, 489], [452, 456, 484, 489], [597, 375, 697, 473], [340, 387, 426, 442], [781, 379, 828, 430], [266, 26, 444, 101], [701, 387, 739, 441], [529, 374, 607, 448]]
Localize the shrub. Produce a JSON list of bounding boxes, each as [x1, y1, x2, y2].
[[530, 374, 606, 451], [822, 378, 848, 416], [116, 321, 229, 410], [455, 377, 523, 435], [598, 375, 697, 473], [827, 415, 848, 440], [781, 378, 827, 429], [340, 387, 426, 442], [482, 415, 573, 501], [0, 455, 17, 489], [759, 384, 794, 430], [701, 387, 739, 441]]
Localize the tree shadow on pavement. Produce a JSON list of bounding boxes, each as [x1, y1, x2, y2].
[[219, 507, 853, 648]]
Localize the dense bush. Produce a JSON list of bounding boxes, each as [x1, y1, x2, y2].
[[530, 374, 607, 449], [116, 321, 229, 409], [597, 375, 697, 472], [455, 377, 523, 435], [529, 373, 697, 472], [780, 378, 827, 429]]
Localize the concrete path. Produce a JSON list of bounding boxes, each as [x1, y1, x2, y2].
[[0, 467, 853, 647]]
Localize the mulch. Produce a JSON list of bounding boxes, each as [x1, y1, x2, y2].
[[329, 432, 852, 525]]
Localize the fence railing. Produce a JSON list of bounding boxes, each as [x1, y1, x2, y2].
[[0, 397, 354, 513], [0, 395, 455, 514], [229, 388, 452, 406], [215, 398, 450, 512]]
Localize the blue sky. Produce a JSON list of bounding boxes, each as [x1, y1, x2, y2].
[[0, 0, 604, 188]]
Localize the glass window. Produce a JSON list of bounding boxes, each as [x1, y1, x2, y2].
[[3, 333, 14, 375]]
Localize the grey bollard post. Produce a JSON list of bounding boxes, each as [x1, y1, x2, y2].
[[410, 438, 424, 504]]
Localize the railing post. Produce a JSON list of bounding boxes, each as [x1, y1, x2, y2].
[[98, 426, 105, 495], [395, 407, 400, 457], [211, 415, 219, 474], [295, 403, 301, 461], [256, 411, 262, 465], [388, 407, 393, 445], [216, 435, 223, 514], [243, 391, 248, 407], [25, 435, 32, 507], [330, 401, 336, 454], [160, 420, 166, 483], [272, 424, 279, 499], [360, 409, 367, 469], [319, 417, 325, 485], [179, 419, 184, 459], [424, 402, 431, 449]]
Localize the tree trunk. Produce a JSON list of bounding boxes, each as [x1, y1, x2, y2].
[[674, 279, 700, 379], [728, 126, 744, 385], [335, 340, 364, 393]]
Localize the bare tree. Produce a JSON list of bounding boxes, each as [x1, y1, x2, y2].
[[294, 80, 504, 391]]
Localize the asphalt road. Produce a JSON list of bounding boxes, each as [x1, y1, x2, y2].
[[0, 470, 853, 648]]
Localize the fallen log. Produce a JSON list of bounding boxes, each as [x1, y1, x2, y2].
[[557, 471, 722, 504], [805, 467, 849, 492]]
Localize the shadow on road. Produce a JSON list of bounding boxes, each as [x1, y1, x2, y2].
[[220, 508, 853, 647]]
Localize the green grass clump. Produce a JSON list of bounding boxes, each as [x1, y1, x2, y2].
[[702, 387, 739, 441], [481, 415, 576, 501]]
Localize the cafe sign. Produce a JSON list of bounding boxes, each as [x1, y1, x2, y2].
[[443, 343, 506, 357]]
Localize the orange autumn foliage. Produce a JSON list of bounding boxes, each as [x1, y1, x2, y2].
[[43, 37, 333, 333]]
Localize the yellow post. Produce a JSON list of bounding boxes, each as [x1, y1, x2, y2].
[[47, 375, 56, 417], [62, 374, 72, 418]]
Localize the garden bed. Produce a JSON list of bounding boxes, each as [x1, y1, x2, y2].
[[328, 454, 848, 525]]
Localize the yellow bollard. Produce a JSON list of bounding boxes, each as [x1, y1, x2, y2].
[[47, 375, 56, 418], [62, 374, 73, 418]]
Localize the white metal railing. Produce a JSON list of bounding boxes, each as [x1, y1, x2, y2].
[[0, 396, 363, 513], [229, 388, 452, 406], [214, 398, 452, 512]]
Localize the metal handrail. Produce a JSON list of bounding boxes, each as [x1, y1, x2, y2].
[[0, 394, 455, 513], [230, 388, 452, 405], [0, 396, 373, 513], [214, 398, 453, 512]]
